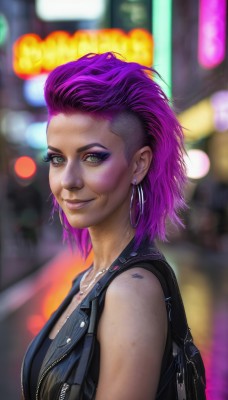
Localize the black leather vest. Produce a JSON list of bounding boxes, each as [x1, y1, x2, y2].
[[21, 238, 173, 400]]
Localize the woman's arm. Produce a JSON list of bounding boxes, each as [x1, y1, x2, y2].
[[96, 267, 168, 400]]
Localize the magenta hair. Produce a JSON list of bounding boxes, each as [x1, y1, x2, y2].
[[45, 52, 187, 257]]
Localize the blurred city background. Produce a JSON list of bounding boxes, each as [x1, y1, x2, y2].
[[0, 0, 227, 399]]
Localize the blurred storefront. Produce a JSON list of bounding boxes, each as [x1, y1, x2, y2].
[[0, 0, 155, 289]]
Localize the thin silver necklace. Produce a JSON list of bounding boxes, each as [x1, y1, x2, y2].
[[79, 266, 109, 296], [55, 267, 109, 335]]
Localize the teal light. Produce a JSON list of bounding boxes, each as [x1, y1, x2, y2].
[[0, 14, 8, 46], [152, 0, 172, 98]]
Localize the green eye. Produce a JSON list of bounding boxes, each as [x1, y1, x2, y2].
[[83, 152, 110, 163], [43, 153, 65, 166], [51, 156, 64, 164]]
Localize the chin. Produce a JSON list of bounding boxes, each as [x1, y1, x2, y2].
[[66, 219, 89, 230], [67, 216, 106, 230], [65, 216, 93, 230]]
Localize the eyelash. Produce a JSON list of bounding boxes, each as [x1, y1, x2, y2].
[[43, 152, 110, 166], [83, 152, 110, 163], [43, 153, 64, 166]]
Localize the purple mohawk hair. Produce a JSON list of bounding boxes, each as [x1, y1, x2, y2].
[[45, 52, 187, 257]]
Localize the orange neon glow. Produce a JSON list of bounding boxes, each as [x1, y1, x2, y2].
[[26, 249, 93, 336], [27, 314, 47, 336], [13, 34, 42, 78], [14, 156, 37, 179], [13, 29, 153, 79], [42, 251, 93, 321]]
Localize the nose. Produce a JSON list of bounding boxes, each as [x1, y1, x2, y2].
[[61, 161, 83, 190]]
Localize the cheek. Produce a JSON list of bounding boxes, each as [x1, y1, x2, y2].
[[49, 170, 60, 196], [87, 164, 130, 194]]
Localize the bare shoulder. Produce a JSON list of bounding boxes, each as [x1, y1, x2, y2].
[[96, 267, 168, 400], [97, 266, 167, 340], [106, 266, 165, 303]]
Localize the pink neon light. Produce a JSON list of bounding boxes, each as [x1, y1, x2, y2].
[[198, 0, 227, 69], [206, 304, 228, 400]]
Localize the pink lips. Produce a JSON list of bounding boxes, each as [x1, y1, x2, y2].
[[64, 199, 93, 210]]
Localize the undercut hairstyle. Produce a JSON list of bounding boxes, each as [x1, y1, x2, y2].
[[44, 52, 187, 257], [110, 111, 147, 160]]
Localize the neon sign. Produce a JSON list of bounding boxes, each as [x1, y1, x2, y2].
[[13, 29, 153, 79], [152, 0, 172, 98], [36, 0, 105, 21], [198, 0, 227, 69]]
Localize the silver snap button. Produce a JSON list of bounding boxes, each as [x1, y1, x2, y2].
[[66, 337, 71, 344], [80, 321, 85, 328]]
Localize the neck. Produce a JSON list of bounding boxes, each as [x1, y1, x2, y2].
[[88, 221, 135, 271]]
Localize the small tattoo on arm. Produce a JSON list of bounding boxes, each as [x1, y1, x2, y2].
[[131, 273, 144, 279]]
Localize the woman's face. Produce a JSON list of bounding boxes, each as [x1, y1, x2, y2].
[[47, 112, 135, 230]]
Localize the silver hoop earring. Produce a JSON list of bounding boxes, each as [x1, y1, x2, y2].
[[130, 182, 144, 228]]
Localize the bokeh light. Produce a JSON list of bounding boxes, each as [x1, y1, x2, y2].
[[14, 156, 37, 179], [25, 122, 47, 149], [184, 149, 210, 179]]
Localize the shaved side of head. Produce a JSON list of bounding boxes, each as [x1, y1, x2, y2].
[[109, 111, 147, 160]]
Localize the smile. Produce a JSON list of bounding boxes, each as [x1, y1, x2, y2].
[[64, 199, 93, 210]]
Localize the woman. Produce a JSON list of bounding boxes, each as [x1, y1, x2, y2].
[[21, 52, 187, 400]]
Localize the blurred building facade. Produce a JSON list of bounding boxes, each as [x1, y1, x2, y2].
[[0, 0, 228, 284], [0, 0, 227, 288]]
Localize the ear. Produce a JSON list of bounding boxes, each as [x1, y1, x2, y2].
[[131, 146, 153, 183]]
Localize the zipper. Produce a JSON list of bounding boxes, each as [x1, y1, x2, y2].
[[36, 353, 69, 400], [59, 383, 70, 400], [21, 357, 25, 399]]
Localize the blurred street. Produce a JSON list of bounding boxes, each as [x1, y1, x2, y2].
[[0, 241, 91, 399]]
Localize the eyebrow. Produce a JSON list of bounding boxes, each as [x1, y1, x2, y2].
[[48, 143, 109, 153]]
